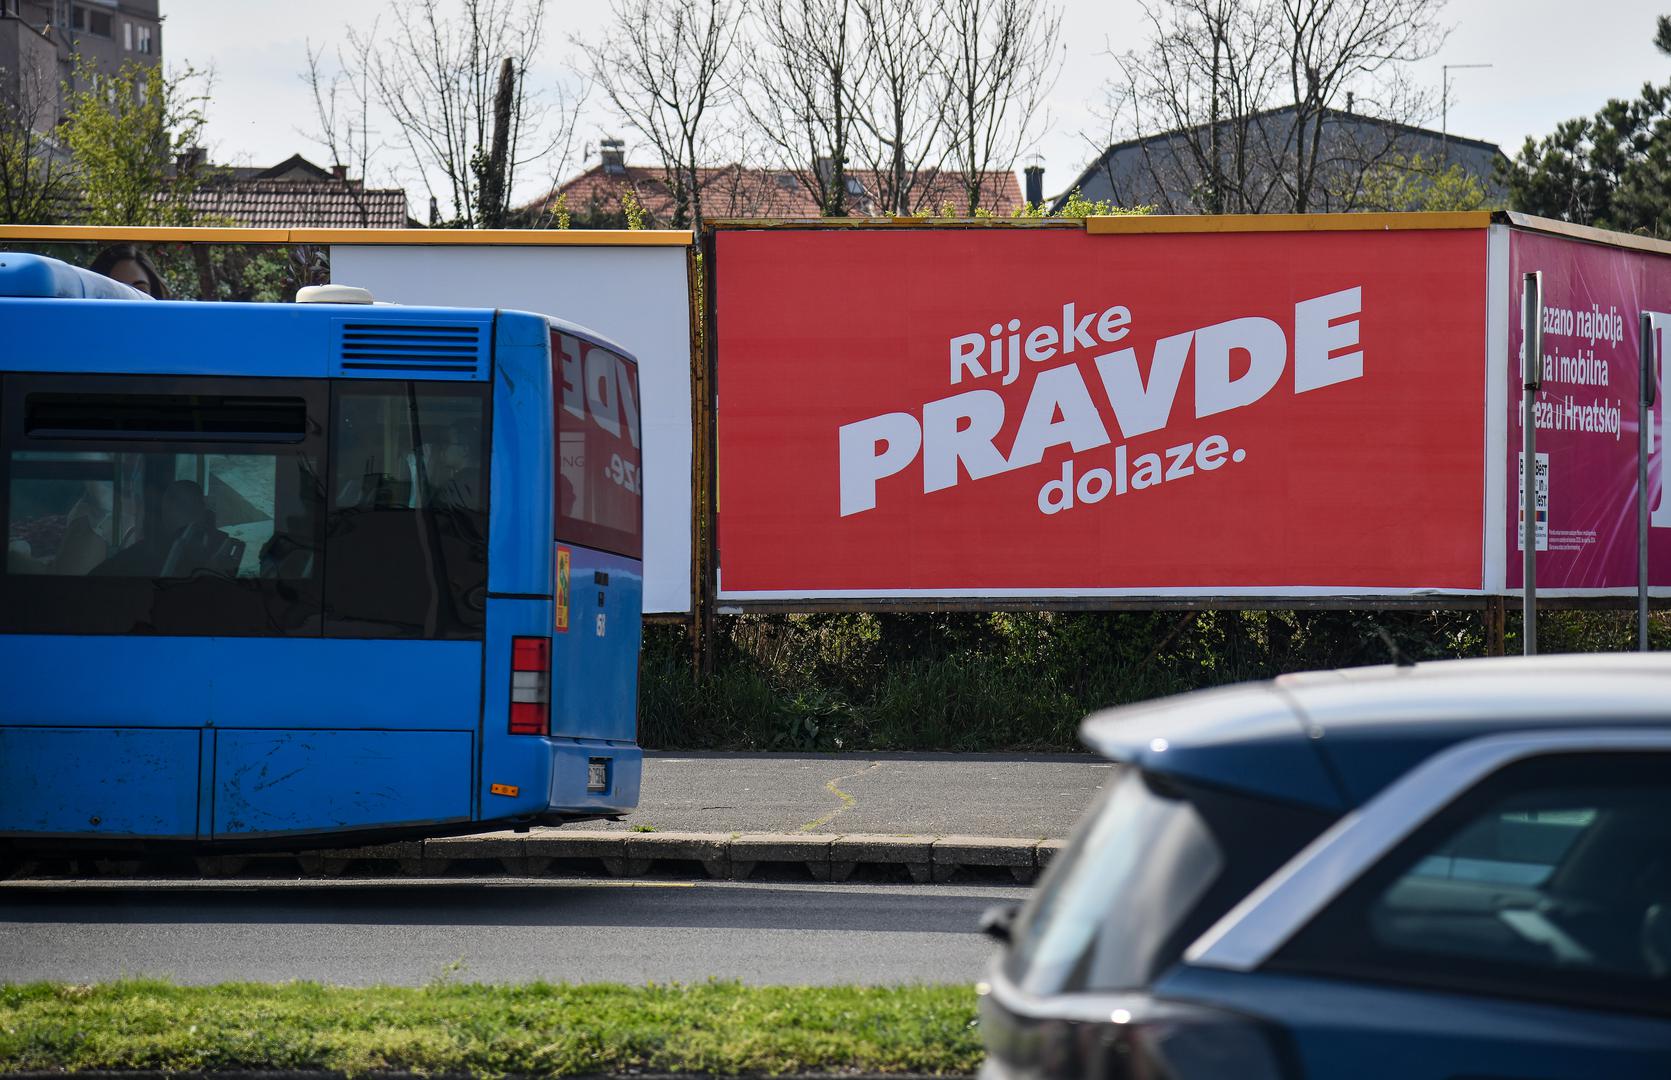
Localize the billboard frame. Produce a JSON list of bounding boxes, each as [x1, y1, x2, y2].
[[701, 212, 1501, 616], [0, 224, 702, 626]]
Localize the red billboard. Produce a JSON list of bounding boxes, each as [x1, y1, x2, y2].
[[712, 225, 1492, 601]]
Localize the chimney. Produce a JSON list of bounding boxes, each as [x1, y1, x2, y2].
[[331, 163, 349, 181], [174, 146, 205, 174], [600, 137, 626, 175], [1024, 163, 1044, 207]]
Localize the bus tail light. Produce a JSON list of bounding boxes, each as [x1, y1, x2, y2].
[[509, 635, 550, 736]]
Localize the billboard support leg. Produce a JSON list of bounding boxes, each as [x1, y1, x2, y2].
[[1484, 596, 1505, 657], [1522, 272, 1543, 656], [1640, 312, 1658, 652]]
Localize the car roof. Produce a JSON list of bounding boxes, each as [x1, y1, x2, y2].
[[1081, 654, 1671, 813]]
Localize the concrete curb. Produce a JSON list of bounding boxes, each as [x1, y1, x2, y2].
[[181, 831, 1065, 883]]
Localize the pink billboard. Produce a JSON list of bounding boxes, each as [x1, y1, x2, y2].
[[1505, 229, 1671, 592]]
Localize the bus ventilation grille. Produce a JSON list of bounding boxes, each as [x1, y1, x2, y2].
[[333, 321, 487, 380]]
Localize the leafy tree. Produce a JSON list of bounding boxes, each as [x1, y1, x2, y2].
[[60, 60, 210, 227], [1345, 151, 1498, 212], [1502, 16, 1671, 236]]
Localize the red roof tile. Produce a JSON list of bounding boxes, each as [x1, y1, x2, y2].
[[188, 155, 409, 229], [530, 162, 1024, 226]]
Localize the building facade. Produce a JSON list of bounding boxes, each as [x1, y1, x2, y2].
[[2, 0, 161, 133]]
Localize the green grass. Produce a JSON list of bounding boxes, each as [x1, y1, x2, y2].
[[0, 980, 981, 1076]]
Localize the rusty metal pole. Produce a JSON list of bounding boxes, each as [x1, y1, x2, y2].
[[1522, 271, 1543, 656], [1640, 312, 1658, 651]]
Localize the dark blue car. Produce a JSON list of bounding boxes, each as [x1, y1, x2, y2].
[[978, 655, 1671, 1079]]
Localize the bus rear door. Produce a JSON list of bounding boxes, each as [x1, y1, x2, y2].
[[551, 329, 642, 802]]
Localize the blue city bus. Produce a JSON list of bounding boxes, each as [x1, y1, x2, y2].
[[0, 253, 643, 850]]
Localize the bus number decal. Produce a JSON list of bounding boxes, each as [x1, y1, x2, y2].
[[605, 453, 640, 494], [556, 546, 571, 633]]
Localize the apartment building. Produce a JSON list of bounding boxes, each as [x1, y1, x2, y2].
[[1, 0, 161, 133]]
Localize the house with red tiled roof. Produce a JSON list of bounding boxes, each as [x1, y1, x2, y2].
[[527, 140, 1025, 227], [188, 154, 409, 230]]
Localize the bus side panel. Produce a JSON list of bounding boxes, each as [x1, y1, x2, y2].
[[0, 637, 481, 730], [552, 543, 642, 744], [0, 727, 200, 838], [212, 729, 473, 838]]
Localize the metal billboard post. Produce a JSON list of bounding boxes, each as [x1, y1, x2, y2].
[[1522, 272, 1543, 656], [1642, 312, 1660, 651]]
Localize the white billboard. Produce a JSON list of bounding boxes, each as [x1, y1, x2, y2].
[[331, 240, 693, 615]]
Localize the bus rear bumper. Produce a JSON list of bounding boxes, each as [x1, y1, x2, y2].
[[546, 740, 641, 817]]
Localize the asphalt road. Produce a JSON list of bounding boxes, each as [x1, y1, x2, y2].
[[0, 876, 1026, 986], [602, 752, 1110, 837]]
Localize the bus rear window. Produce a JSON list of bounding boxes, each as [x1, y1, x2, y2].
[[325, 383, 489, 639], [552, 331, 642, 558]]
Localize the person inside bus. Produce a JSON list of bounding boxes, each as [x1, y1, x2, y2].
[[334, 435, 405, 509], [419, 420, 483, 511], [92, 479, 228, 577], [88, 244, 170, 298]]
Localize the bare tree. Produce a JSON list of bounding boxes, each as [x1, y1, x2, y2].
[[847, 0, 952, 215], [584, 0, 740, 230], [1278, 0, 1446, 211], [1103, 0, 1284, 212], [1103, 0, 1446, 214], [747, 0, 868, 216], [937, 0, 1062, 215], [0, 55, 72, 225], [302, 35, 380, 226], [324, 0, 584, 227]]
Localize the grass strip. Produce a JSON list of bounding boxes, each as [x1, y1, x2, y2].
[[0, 980, 980, 1077]]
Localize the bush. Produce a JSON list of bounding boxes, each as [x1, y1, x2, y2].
[[638, 607, 1510, 752]]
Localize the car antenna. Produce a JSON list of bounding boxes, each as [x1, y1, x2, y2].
[[1370, 621, 1416, 667]]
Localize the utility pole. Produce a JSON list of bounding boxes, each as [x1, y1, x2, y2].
[[1441, 63, 1492, 161]]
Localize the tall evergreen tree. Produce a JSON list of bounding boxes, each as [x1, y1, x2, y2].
[[1503, 16, 1671, 237]]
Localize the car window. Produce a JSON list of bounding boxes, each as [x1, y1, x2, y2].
[[1410, 807, 1594, 887], [1274, 752, 1671, 1017], [1004, 769, 1224, 994]]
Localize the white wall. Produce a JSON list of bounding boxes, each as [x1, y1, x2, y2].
[[330, 243, 693, 615]]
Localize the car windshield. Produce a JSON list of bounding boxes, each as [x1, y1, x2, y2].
[[1004, 768, 1223, 994]]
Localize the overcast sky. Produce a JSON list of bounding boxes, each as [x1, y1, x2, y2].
[[166, 0, 1671, 210]]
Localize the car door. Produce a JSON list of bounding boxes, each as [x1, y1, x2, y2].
[[1163, 747, 1671, 1079]]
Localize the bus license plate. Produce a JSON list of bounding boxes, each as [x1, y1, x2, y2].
[[587, 758, 610, 793]]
